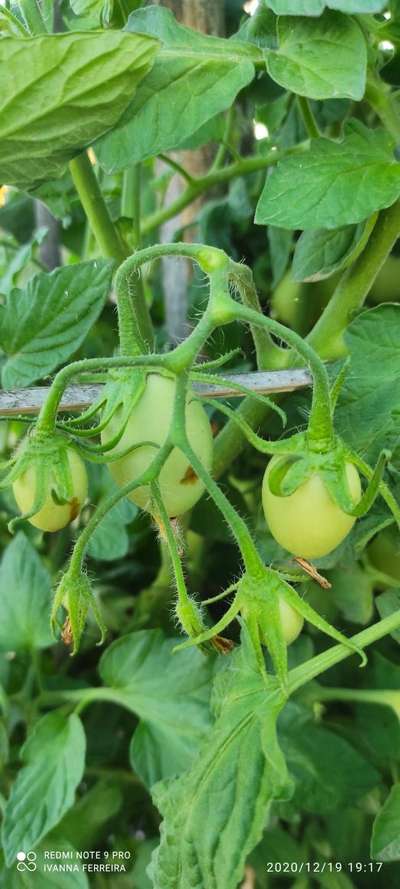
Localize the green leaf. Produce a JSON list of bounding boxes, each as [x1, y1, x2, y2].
[[51, 780, 123, 850], [249, 826, 305, 870], [99, 629, 215, 786], [256, 122, 400, 230], [70, 0, 104, 21], [336, 304, 400, 462], [0, 195, 35, 243], [266, 11, 367, 100], [0, 720, 9, 772], [87, 498, 137, 562], [329, 562, 374, 625], [2, 712, 86, 866], [149, 637, 291, 889], [132, 840, 158, 889], [268, 226, 293, 287], [0, 30, 158, 188], [279, 703, 380, 814], [371, 783, 400, 861], [292, 218, 375, 282], [0, 533, 53, 652], [0, 259, 113, 387], [28, 173, 79, 223], [0, 228, 47, 296], [96, 6, 256, 173], [352, 702, 400, 770], [264, 0, 386, 13]]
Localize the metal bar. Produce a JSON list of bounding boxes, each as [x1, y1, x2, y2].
[[0, 369, 312, 418]]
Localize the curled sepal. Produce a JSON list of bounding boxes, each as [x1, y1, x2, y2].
[[330, 359, 350, 411], [51, 569, 106, 655], [348, 450, 400, 528], [97, 369, 147, 450], [335, 450, 391, 517], [203, 397, 306, 456], [267, 455, 313, 497]]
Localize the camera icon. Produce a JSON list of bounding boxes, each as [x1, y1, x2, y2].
[[16, 851, 37, 872]]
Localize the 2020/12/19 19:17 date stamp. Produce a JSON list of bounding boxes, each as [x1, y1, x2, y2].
[[265, 861, 384, 875]]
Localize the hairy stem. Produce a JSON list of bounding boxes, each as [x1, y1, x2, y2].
[[69, 152, 127, 264]]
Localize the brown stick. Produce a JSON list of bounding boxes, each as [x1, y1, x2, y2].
[[0, 369, 312, 417]]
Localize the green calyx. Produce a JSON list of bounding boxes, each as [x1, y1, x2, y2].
[[174, 567, 367, 692], [265, 435, 393, 522], [51, 568, 106, 656], [1, 430, 83, 532]]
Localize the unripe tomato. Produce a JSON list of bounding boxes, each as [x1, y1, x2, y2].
[[279, 597, 304, 645], [101, 374, 213, 517], [262, 456, 361, 559], [258, 596, 304, 647], [368, 527, 400, 582], [13, 449, 88, 532]]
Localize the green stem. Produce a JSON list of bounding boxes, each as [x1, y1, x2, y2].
[[172, 376, 264, 576], [151, 482, 193, 619], [308, 201, 400, 358], [230, 264, 286, 371], [119, 165, 154, 354], [158, 154, 194, 184], [288, 609, 400, 694], [297, 96, 320, 139], [121, 164, 140, 228], [69, 152, 127, 264], [141, 144, 308, 237], [303, 684, 400, 715], [114, 242, 227, 360], [210, 106, 236, 172]]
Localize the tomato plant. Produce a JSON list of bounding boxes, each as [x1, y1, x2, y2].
[[1, 2, 400, 887]]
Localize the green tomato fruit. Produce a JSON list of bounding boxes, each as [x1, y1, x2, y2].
[[101, 373, 213, 517], [368, 527, 400, 582], [13, 449, 88, 532], [258, 596, 304, 647], [279, 597, 304, 645], [262, 456, 361, 560]]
